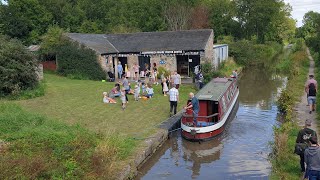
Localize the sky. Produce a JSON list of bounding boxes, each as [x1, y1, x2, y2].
[[284, 0, 320, 27]]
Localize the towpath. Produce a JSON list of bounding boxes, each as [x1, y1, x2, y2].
[[293, 48, 318, 180], [294, 48, 318, 132]]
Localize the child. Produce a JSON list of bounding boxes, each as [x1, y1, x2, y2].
[[134, 85, 139, 101], [150, 70, 155, 84], [120, 88, 127, 110], [141, 82, 146, 95], [162, 78, 168, 96], [136, 80, 142, 98], [145, 84, 154, 98], [103, 92, 116, 104]]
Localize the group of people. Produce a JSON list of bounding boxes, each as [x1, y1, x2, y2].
[[117, 62, 160, 84], [103, 64, 185, 112], [295, 74, 319, 179]]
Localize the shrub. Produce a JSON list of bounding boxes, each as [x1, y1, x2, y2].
[[201, 62, 221, 84], [157, 66, 171, 79], [292, 38, 305, 52], [0, 35, 39, 96], [56, 41, 106, 80]]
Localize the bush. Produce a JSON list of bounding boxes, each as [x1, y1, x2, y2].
[[201, 62, 221, 84], [0, 35, 39, 96], [292, 38, 305, 52], [56, 41, 106, 80], [157, 66, 171, 79]]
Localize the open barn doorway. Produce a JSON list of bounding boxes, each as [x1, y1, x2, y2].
[[176, 55, 200, 77]]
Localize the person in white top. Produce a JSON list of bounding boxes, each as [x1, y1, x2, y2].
[[169, 85, 179, 116], [173, 71, 181, 89]]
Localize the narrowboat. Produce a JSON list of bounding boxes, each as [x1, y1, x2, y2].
[[181, 77, 239, 141]]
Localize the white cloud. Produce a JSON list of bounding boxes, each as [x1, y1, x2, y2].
[[284, 0, 320, 27]]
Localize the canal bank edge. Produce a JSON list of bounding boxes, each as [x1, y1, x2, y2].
[[117, 112, 182, 180], [271, 45, 314, 179]]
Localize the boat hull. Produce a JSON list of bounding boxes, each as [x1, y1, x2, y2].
[[181, 90, 239, 141]]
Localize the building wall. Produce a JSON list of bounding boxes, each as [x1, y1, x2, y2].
[[151, 55, 177, 73], [202, 30, 214, 64], [213, 45, 229, 69]]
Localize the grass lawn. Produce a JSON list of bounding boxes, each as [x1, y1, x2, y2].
[[0, 73, 196, 179], [18, 73, 196, 138]]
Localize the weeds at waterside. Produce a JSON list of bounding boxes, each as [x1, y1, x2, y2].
[[271, 42, 309, 180], [0, 103, 135, 179]]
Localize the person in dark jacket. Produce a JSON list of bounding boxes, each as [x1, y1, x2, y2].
[[305, 136, 320, 179], [296, 119, 318, 172]]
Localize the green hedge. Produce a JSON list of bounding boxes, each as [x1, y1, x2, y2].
[[56, 42, 105, 80], [0, 35, 39, 96]]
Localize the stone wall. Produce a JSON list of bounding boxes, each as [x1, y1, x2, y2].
[[202, 30, 214, 65], [151, 55, 176, 73]]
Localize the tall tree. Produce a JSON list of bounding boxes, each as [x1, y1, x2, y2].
[[233, 0, 289, 43], [1, 0, 52, 44], [190, 5, 210, 29]]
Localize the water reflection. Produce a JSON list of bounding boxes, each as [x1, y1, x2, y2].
[[137, 67, 285, 180]]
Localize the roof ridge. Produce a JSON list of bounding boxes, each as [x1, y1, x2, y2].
[[105, 29, 213, 36], [103, 35, 119, 53]]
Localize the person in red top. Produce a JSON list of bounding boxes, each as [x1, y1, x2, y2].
[[305, 74, 318, 114]]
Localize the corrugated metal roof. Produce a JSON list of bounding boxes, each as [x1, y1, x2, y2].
[[196, 78, 233, 101], [213, 44, 228, 49], [65, 29, 213, 54]]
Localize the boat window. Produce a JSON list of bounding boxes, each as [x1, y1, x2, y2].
[[227, 92, 231, 101]]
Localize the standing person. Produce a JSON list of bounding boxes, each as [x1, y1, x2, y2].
[[162, 77, 169, 96], [117, 62, 123, 79], [168, 85, 179, 116], [296, 119, 318, 173], [305, 136, 320, 179], [153, 63, 158, 85], [305, 74, 317, 114], [184, 92, 199, 126], [133, 63, 140, 82], [144, 63, 150, 84], [121, 75, 130, 103], [198, 72, 204, 89], [120, 88, 127, 110], [173, 71, 181, 89], [134, 85, 139, 101]]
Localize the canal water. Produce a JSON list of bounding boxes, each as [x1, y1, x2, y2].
[[136, 67, 286, 180]]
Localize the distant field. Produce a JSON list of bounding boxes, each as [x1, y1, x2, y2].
[[18, 73, 196, 138]]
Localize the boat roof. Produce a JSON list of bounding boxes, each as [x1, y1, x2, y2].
[[196, 78, 234, 101]]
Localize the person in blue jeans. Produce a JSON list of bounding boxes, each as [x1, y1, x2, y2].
[[305, 136, 320, 180], [117, 63, 123, 79], [184, 92, 199, 126]]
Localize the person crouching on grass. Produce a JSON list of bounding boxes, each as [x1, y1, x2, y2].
[[145, 84, 154, 98], [120, 88, 127, 110], [103, 92, 116, 104]]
